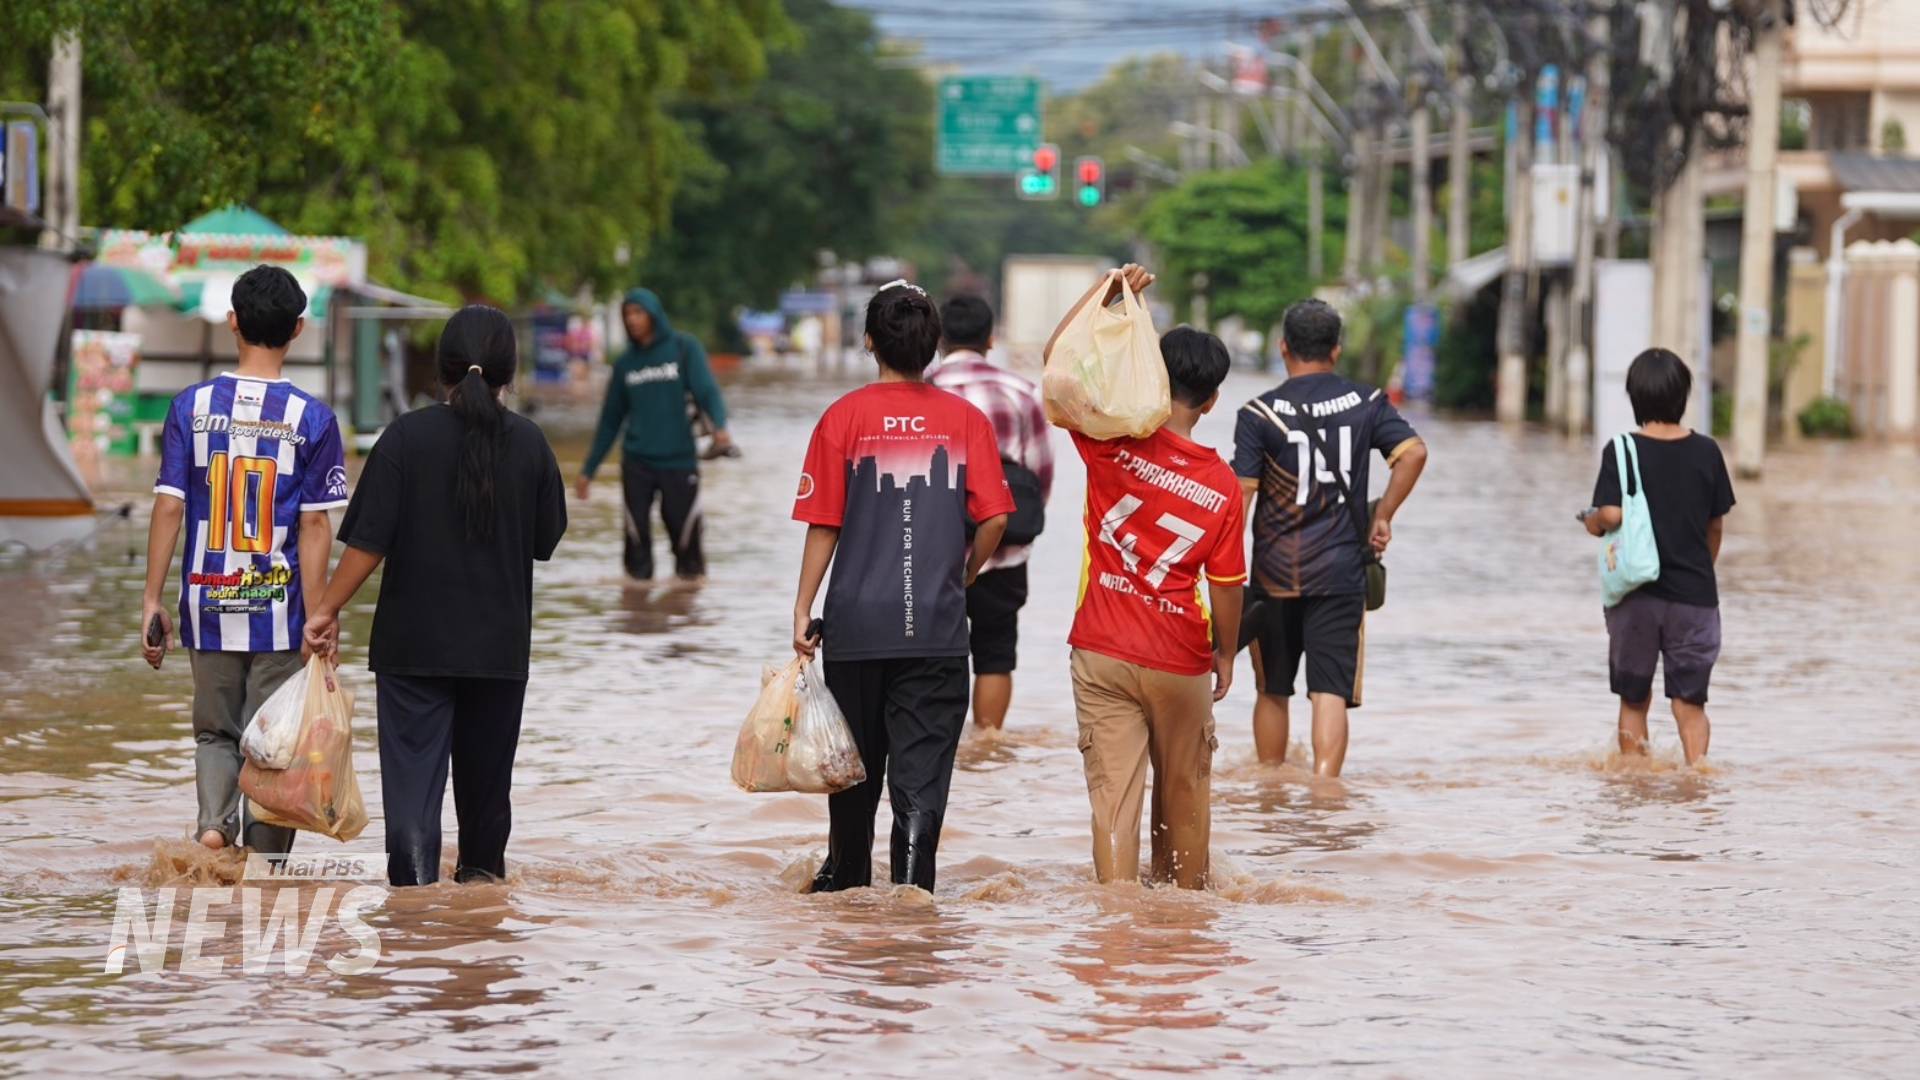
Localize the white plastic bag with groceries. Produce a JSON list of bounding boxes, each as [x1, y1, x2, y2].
[[1042, 269, 1171, 440], [241, 661, 308, 769], [731, 657, 866, 794], [238, 655, 369, 841]]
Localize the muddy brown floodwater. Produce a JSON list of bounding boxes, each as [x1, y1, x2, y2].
[[3, 363, 1919, 1077]]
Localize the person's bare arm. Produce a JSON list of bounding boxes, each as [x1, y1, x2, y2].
[[1584, 505, 1623, 538], [1241, 479, 1257, 519], [1707, 515, 1725, 562], [141, 495, 186, 669], [1370, 440, 1429, 555], [792, 524, 839, 658], [303, 546, 384, 659], [297, 511, 332, 658], [966, 514, 1009, 587], [1206, 581, 1243, 702]]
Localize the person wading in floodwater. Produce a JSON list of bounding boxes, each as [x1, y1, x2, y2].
[[927, 294, 1054, 731], [1232, 299, 1428, 777], [576, 288, 733, 583], [790, 281, 1012, 894], [1582, 347, 1734, 766], [140, 265, 349, 854], [1044, 264, 1247, 890], [306, 305, 567, 886]]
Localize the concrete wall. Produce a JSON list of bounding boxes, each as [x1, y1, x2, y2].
[[1838, 239, 1920, 439], [1783, 250, 1829, 444]]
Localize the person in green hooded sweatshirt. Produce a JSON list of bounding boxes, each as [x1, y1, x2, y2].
[[576, 288, 734, 581]]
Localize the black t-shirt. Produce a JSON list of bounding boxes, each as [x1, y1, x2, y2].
[[1232, 373, 1421, 596], [339, 405, 567, 678], [1592, 432, 1735, 608]]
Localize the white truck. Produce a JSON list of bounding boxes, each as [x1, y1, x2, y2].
[[997, 255, 1113, 372]]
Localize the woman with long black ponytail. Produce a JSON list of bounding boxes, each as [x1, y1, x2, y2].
[[306, 305, 567, 887]]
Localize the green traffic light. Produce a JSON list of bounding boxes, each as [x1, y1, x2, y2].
[[1021, 174, 1056, 196], [1077, 187, 1101, 207]]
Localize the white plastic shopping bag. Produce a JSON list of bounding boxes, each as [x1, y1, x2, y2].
[[785, 661, 866, 794], [241, 660, 310, 769], [731, 658, 866, 794]]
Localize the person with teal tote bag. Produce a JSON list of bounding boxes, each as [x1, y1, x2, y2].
[[1581, 348, 1737, 767]]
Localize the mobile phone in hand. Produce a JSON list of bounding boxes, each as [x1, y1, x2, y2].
[[1576, 507, 1596, 523], [145, 613, 167, 669]]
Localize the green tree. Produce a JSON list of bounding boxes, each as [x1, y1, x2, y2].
[[288, 0, 788, 303], [1, 0, 397, 231], [3, 0, 789, 303], [1139, 160, 1345, 331], [636, 0, 932, 341]]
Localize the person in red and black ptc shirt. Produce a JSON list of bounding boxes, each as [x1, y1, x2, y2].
[[790, 281, 1012, 894], [1232, 299, 1429, 777]]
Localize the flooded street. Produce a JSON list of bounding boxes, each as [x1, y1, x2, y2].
[[3, 364, 1919, 1076]]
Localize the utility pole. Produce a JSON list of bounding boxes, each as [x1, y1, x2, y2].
[[1367, 110, 1392, 284], [1447, 7, 1471, 270], [1654, 142, 1706, 424], [1411, 87, 1433, 299], [1496, 97, 1535, 423], [1344, 119, 1371, 282], [1566, 5, 1610, 437], [1309, 132, 1326, 280], [40, 34, 81, 251], [1448, 76, 1471, 269], [1733, 0, 1784, 477]]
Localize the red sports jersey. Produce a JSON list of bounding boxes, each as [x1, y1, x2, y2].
[[1068, 428, 1248, 676], [793, 381, 1013, 660]]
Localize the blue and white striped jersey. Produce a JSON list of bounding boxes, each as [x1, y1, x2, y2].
[[154, 373, 349, 653]]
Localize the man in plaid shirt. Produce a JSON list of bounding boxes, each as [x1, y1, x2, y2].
[[929, 294, 1054, 730]]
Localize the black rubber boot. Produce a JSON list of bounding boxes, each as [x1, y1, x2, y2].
[[809, 838, 874, 893], [890, 809, 942, 893], [388, 826, 441, 887]]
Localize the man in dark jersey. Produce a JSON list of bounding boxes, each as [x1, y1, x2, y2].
[[1232, 299, 1428, 776]]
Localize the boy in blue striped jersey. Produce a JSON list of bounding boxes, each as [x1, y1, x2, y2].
[[140, 265, 349, 852]]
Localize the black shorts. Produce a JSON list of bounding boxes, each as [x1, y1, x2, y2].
[[1604, 590, 1721, 705], [1243, 592, 1366, 707], [965, 564, 1029, 676]]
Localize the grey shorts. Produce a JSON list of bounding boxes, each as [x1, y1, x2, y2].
[[1604, 591, 1721, 705]]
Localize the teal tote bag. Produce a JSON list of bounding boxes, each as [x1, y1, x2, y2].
[[1599, 434, 1661, 607]]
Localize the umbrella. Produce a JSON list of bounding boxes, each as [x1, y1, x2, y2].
[[71, 263, 178, 311], [178, 205, 290, 237]]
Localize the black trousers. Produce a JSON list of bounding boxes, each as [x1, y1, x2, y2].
[[621, 458, 704, 580], [375, 674, 527, 887], [813, 656, 968, 894]]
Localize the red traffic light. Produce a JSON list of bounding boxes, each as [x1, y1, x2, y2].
[[1033, 144, 1059, 172], [1077, 158, 1103, 183]]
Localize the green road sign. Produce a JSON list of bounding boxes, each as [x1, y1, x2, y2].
[[937, 76, 1043, 175]]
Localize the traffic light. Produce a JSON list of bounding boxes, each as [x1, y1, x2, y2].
[[1017, 143, 1060, 199], [1074, 155, 1105, 207]]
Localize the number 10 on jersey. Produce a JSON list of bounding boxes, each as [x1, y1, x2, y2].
[[205, 452, 278, 554]]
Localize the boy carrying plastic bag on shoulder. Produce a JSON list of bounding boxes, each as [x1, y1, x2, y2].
[[1044, 263, 1248, 890]]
